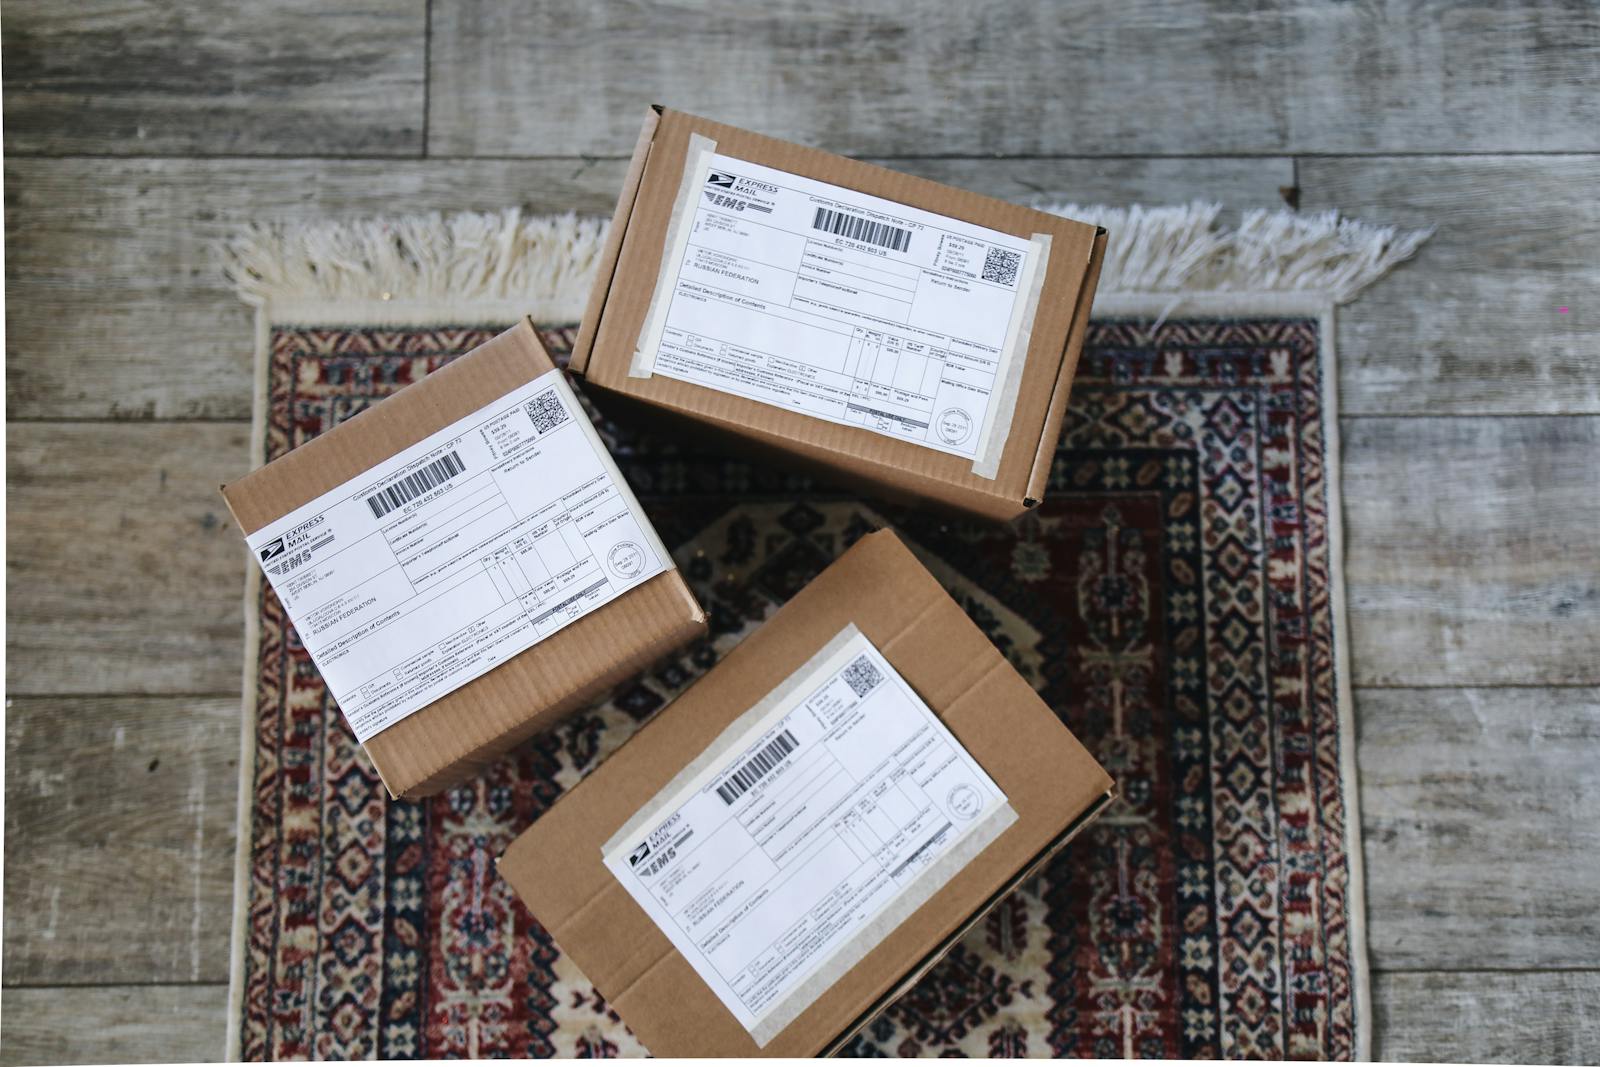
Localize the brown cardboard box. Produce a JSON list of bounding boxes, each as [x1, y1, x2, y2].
[[570, 106, 1108, 522], [499, 529, 1113, 1056], [221, 319, 706, 798]]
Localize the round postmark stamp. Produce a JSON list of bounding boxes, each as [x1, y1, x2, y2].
[[947, 783, 984, 820], [607, 540, 646, 579], [936, 407, 973, 446]]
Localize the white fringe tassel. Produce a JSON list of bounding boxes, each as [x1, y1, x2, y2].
[[222, 202, 1429, 315], [221, 209, 610, 320], [1038, 201, 1431, 302]]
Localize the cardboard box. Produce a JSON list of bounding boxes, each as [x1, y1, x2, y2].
[[221, 319, 706, 798], [499, 529, 1113, 1056], [569, 106, 1108, 522]]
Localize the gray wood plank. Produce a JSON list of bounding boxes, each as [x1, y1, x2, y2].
[[1303, 155, 1600, 416], [0, 984, 226, 1066], [1342, 416, 1600, 687], [2, 0, 426, 156], [1359, 687, 1600, 970], [1372, 970, 1600, 1064], [428, 0, 1600, 158], [7, 423, 250, 695], [3, 698, 240, 985], [5, 155, 1290, 422]]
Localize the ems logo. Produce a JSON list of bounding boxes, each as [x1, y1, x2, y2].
[[258, 537, 286, 562], [627, 841, 651, 867], [706, 172, 736, 188]]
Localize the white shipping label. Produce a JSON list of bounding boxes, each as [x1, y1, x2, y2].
[[244, 369, 669, 743], [602, 625, 1014, 1046], [634, 147, 1047, 476]]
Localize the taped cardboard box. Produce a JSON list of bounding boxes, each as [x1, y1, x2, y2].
[[221, 319, 706, 799], [569, 106, 1108, 522], [499, 529, 1113, 1056]]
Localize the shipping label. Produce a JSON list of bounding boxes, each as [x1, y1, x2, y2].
[[634, 149, 1045, 474], [602, 625, 1013, 1044], [244, 369, 668, 743]]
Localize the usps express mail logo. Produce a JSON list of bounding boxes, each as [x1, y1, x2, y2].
[[627, 841, 651, 867], [258, 537, 286, 562], [706, 171, 737, 189]]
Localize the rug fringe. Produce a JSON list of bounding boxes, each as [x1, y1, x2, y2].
[[1038, 201, 1432, 302], [220, 209, 609, 321], [222, 203, 1428, 314]]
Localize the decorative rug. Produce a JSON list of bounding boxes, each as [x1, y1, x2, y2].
[[223, 205, 1427, 1060]]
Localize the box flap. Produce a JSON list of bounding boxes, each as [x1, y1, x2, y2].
[[571, 106, 663, 376], [1025, 225, 1108, 506]]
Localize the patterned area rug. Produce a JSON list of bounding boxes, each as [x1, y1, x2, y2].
[[230, 312, 1367, 1059]]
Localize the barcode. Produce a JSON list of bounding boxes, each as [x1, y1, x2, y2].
[[812, 207, 911, 252], [716, 730, 799, 805], [981, 246, 1022, 286], [365, 451, 464, 519], [841, 654, 883, 698], [526, 388, 569, 434]]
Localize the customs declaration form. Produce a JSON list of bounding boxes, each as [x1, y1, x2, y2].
[[633, 147, 1046, 474], [603, 626, 1013, 1044], [245, 369, 667, 742]]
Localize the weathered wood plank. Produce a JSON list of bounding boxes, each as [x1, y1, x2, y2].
[[1359, 687, 1600, 970], [5, 155, 1290, 421], [7, 423, 249, 695], [1342, 416, 1600, 687], [1303, 155, 1600, 416], [428, 0, 1600, 158], [4, 156, 622, 421], [1372, 970, 1600, 1064], [3, 698, 240, 985], [0, 984, 226, 1066], [2, 0, 426, 156]]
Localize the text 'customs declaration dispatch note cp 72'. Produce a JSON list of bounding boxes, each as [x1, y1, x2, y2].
[[602, 625, 1015, 1046], [244, 369, 668, 743], [631, 145, 1049, 478]]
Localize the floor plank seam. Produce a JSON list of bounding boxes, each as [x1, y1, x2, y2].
[[1373, 967, 1600, 976], [421, 0, 433, 159]]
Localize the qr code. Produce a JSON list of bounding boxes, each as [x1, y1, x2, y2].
[[526, 389, 569, 433], [981, 246, 1021, 286], [841, 654, 883, 698]]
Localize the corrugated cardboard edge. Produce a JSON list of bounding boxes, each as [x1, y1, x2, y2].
[[1023, 226, 1108, 508], [822, 787, 1116, 1056], [571, 106, 662, 376]]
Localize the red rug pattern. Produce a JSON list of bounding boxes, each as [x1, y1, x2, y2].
[[236, 318, 1360, 1058]]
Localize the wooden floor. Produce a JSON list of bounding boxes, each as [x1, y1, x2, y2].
[[5, 2, 1598, 1062]]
